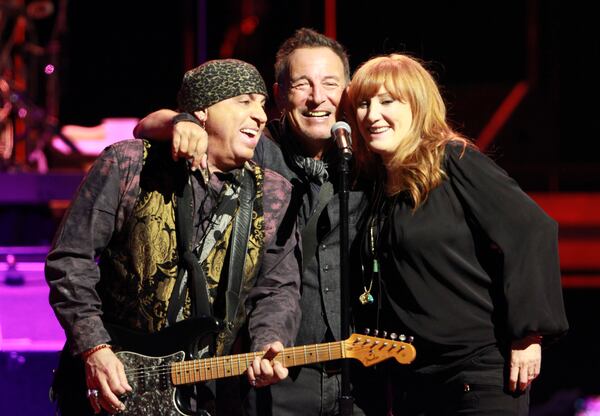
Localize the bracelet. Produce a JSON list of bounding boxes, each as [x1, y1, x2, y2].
[[172, 112, 203, 127], [81, 343, 112, 360]]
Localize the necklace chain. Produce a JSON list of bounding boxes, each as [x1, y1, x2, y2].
[[359, 213, 379, 305], [359, 186, 395, 306]]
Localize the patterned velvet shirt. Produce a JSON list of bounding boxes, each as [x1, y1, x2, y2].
[[46, 139, 301, 355]]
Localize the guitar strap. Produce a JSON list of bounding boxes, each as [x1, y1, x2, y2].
[[224, 169, 256, 326]]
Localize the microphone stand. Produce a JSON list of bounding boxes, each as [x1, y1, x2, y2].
[[338, 148, 353, 416]]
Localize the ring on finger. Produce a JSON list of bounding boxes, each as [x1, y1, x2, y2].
[[86, 388, 99, 399]]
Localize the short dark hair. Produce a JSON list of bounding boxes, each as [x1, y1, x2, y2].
[[274, 27, 350, 86]]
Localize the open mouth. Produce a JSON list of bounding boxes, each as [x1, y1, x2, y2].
[[303, 110, 331, 118], [368, 126, 390, 134], [240, 128, 259, 139]]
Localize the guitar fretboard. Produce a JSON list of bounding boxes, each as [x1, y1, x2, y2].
[[171, 340, 345, 385]]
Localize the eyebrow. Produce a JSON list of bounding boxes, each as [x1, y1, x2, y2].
[[359, 92, 393, 102], [249, 94, 267, 105], [289, 76, 309, 84], [289, 75, 342, 83]]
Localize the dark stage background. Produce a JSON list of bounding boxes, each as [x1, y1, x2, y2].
[[1, 1, 599, 415], [54, 0, 600, 190]]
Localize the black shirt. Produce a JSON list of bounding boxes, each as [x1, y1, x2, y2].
[[370, 143, 568, 374]]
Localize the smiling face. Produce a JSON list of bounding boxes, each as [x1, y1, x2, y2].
[[275, 47, 346, 158], [355, 85, 413, 163], [199, 93, 267, 172]]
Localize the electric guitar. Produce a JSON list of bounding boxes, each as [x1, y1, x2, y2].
[[52, 317, 416, 416]]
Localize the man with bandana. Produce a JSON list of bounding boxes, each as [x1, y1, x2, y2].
[[46, 59, 301, 416], [134, 29, 374, 416]]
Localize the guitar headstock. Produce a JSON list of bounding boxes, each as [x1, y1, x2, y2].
[[344, 333, 416, 366]]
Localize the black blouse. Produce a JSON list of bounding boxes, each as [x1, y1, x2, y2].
[[371, 143, 568, 373]]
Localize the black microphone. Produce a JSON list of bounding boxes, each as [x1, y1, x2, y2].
[[331, 121, 352, 160]]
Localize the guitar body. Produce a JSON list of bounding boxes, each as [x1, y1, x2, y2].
[[52, 316, 223, 416], [51, 316, 417, 416], [115, 350, 187, 415]]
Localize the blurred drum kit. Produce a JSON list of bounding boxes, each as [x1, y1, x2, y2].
[[0, 0, 65, 172]]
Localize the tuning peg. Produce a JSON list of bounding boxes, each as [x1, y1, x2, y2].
[[399, 334, 406, 341], [390, 333, 398, 340], [364, 328, 370, 335], [373, 329, 379, 336], [382, 331, 388, 338], [408, 336, 414, 343]]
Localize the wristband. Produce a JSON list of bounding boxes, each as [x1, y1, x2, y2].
[[172, 112, 203, 127], [81, 343, 112, 360]]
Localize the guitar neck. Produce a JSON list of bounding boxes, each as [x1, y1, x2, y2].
[[171, 340, 345, 385]]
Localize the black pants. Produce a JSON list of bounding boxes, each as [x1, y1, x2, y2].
[[243, 365, 371, 416], [387, 347, 530, 416]]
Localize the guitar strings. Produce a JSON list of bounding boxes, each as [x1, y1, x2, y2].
[[120, 355, 260, 379], [117, 342, 355, 381], [119, 348, 326, 379]]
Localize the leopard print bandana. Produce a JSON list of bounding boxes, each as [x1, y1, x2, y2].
[[177, 59, 268, 112]]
